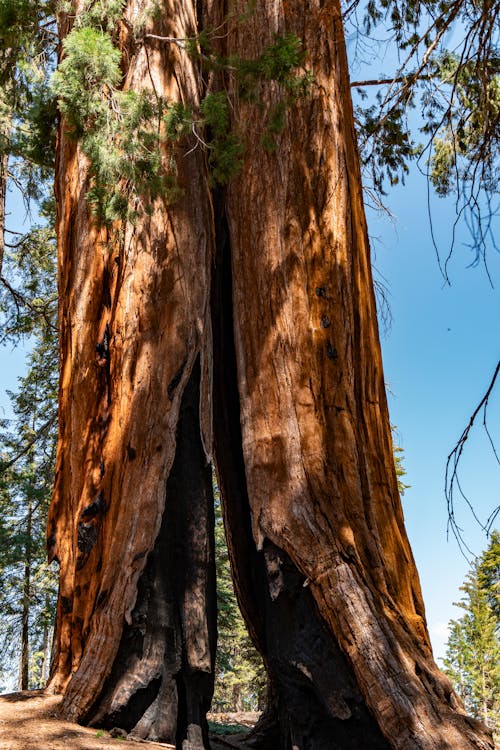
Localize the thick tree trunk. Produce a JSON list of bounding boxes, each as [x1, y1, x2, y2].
[[47, 2, 216, 745], [214, 2, 494, 748], [48, 1, 494, 748]]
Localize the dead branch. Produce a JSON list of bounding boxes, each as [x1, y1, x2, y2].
[[445, 360, 500, 553]]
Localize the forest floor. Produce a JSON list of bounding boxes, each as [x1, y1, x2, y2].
[[0, 691, 257, 750]]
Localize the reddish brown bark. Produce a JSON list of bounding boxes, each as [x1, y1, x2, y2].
[[48, 1, 494, 749], [47, 2, 216, 744], [214, 2, 493, 748], [212, 1, 495, 747]]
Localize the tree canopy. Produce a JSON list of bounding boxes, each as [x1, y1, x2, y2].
[[0, 0, 498, 243]]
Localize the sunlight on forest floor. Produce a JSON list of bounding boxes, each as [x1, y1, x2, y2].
[[0, 691, 258, 750]]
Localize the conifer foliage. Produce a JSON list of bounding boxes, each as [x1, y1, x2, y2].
[[0, 0, 498, 746], [0, 331, 58, 691], [0, 233, 58, 691], [443, 533, 500, 739], [213, 480, 266, 712], [49, 2, 312, 224], [0, 0, 58, 694]]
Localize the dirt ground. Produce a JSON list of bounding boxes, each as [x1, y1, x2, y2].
[[0, 691, 255, 750]]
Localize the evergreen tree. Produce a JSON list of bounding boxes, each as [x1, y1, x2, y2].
[[24, 0, 499, 745], [0, 0, 57, 686], [0, 329, 58, 689], [0, 220, 57, 690], [0, 221, 57, 343], [213, 481, 266, 712], [391, 427, 410, 496], [0, 0, 56, 319], [477, 531, 500, 628], [443, 535, 500, 738]]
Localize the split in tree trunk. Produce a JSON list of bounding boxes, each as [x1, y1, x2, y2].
[[47, 1, 495, 748], [86, 359, 216, 747], [211, 208, 389, 750]]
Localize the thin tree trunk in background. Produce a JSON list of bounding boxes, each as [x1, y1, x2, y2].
[[0, 149, 8, 278], [20, 499, 32, 691], [47, 1, 494, 748], [40, 605, 52, 686], [0, 90, 12, 278], [39, 624, 48, 685]]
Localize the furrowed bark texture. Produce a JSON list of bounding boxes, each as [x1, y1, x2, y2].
[[47, 2, 216, 744], [213, 1, 494, 749], [48, 0, 494, 748]]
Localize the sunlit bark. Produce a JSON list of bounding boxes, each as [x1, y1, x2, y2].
[[47, 2, 216, 745], [48, 1, 494, 748], [213, 4, 493, 747]]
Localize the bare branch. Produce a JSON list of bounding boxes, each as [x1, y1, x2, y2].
[[351, 74, 430, 87], [445, 360, 500, 553], [142, 33, 189, 49]]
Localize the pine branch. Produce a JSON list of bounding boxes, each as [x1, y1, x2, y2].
[[0, 275, 58, 334], [0, 416, 56, 474]]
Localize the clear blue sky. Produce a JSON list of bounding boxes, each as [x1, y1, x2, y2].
[[1, 133, 498, 669], [0, 192, 35, 421], [372, 169, 499, 660], [344, 16, 499, 660]]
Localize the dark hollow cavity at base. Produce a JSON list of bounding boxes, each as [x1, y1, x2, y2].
[[85, 190, 393, 749], [211, 194, 391, 750], [87, 357, 217, 749]]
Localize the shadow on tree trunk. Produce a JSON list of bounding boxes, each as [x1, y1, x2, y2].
[[86, 358, 217, 749], [211, 195, 390, 750]]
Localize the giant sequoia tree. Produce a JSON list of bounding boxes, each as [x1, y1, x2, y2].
[[44, 0, 495, 748]]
